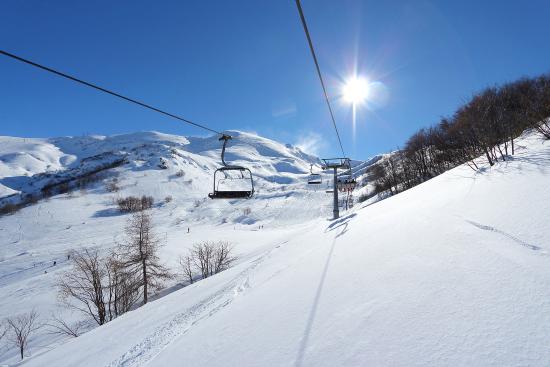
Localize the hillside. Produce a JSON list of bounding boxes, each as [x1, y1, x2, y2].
[[0, 130, 372, 364], [4, 130, 547, 366]]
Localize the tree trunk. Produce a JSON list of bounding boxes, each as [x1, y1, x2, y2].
[[497, 144, 506, 161], [108, 274, 114, 321], [484, 147, 494, 166], [142, 259, 148, 304]]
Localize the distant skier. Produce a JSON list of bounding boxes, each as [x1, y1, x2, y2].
[[187, 227, 190, 233], [53, 261, 56, 266]]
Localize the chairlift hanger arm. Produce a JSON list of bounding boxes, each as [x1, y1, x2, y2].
[[321, 157, 351, 170], [219, 134, 232, 167]]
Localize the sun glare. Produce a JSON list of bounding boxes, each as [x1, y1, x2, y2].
[[342, 77, 369, 105]]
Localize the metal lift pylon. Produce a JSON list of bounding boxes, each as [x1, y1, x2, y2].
[[321, 158, 351, 220]]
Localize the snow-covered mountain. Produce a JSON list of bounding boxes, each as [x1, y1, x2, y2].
[[1, 130, 549, 366], [0, 131, 318, 198], [0, 131, 347, 222]]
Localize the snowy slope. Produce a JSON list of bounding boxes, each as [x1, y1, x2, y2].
[[0, 131, 319, 199], [0, 136, 77, 197], [0, 130, 361, 364], [0, 130, 342, 220], [17, 131, 550, 367]]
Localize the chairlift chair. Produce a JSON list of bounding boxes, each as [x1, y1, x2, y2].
[[337, 164, 357, 193], [307, 164, 322, 185], [208, 135, 254, 199], [337, 178, 357, 192]]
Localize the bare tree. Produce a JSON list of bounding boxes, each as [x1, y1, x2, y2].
[[7, 310, 40, 360], [178, 255, 195, 284], [45, 314, 85, 338], [191, 242, 215, 279], [105, 178, 120, 193], [0, 320, 7, 342], [188, 241, 237, 280], [212, 241, 236, 274], [106, 255, 140, 317], [58, 249, 108, 326], [58, 248, 139, 328], [117, 210, 172, 304]]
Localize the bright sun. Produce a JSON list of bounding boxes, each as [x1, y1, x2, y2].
[[342, 77, 369, 104]]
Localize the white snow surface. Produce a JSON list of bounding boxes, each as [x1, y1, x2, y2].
[[0, 130, 336, 364], [1, 130, 550, 366]]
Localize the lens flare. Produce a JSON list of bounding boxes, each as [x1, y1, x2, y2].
[[342, 77, 370, 105]]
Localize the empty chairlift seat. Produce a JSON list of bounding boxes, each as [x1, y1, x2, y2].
[[307, 164, 322, 185], [209, 135, 254, 199]]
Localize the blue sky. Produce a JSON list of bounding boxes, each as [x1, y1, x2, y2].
[[1, 0, 549, 158]]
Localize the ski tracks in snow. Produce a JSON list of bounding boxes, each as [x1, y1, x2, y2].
[[106, 240, 285, 367], [465, 219, 545, 253]]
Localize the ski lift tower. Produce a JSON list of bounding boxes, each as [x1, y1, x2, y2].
[[321, 158, 351, 220]]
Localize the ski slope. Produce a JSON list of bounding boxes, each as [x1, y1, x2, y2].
[[0, 130, 350, 364], [9, 130, 549, 366]]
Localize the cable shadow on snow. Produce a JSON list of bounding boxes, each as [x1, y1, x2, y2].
[[325, 213, 356, 233], [294, 232, 341, 367], [334, 222, 349, 238]]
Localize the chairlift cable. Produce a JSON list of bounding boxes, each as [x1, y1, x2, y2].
[[0, 50, 224, 136], [294, 0, 346, 158]]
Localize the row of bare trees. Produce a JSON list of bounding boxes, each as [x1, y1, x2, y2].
[[372, 73, 550, 196], [2, 211, 237, 360], [116, 195, 154, 212], [179, 241, 236, 284], [1, 311, 89, 360], [58, 249, 139, 326], [57, 210, 237, 330], [0, 204, 164, 360], [58, 209, 171, 328]]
